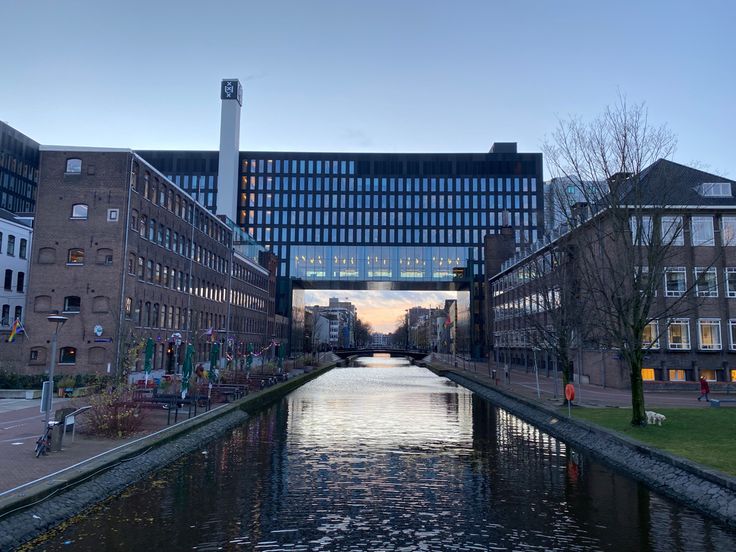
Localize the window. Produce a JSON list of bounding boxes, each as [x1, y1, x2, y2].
[[664, 268, 686, 297], [67, 248, 85, 265], [694, 267, 717, 297], [1, 305, 8, 325], [729, 320, 736, 350], [107, 209, 119, 222], [130, 209, 138, 231], [15, 306, 22, 322], [59, 347, 77, 364], [0, 232, 2, 253], [629, 215, 652, 245], [642, 321, 660, 349], [641, 368, 656, 381], [63, 296, 81, 313], [16, 272, 24, 292], [7, 235, 15, 256], [691, 216, 714, 246], [137, 256, 144, 279], [698, 182, 731, 197], [125, 297, 132, 318], [661, 216, 684, 246], [722, 217, 736, 246], [700, 369, 716, 382], [4, 269, 11, 290], [19, 239, 27, 259], [65, 159, 82, 174], [71, 204, 88, 219], [668, 319, 690, 349], [698, 319, 722, 350], [669, 370, 686, 381]]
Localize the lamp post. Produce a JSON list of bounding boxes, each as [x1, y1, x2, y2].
[[44, 314, 69, 431]]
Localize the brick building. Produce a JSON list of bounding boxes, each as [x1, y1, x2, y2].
[[488, 160, 736, 388], [23, 148, 276, 376]]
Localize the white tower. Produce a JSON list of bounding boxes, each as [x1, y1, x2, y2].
[[217, 79, 243, 221]]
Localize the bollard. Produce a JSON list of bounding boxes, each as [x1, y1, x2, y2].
[[492, 369, 497, 385]]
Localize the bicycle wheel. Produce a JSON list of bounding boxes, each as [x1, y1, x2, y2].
[[35, 438, 45, 458]]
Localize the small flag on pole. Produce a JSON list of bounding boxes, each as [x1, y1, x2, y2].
[[7, 319, 26, 342]]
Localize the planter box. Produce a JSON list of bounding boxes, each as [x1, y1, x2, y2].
[[0, 389, 42, 399]]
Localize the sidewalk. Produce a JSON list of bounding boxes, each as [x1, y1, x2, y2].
[[430, 354, 731, 409], [0, 397, 173, 496], [0, 364, 315, 498]]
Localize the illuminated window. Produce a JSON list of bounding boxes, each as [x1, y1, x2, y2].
[[641, 368, 656, 381], [668, 369, 686, 381], [642, 321, 660, 349], [67, 248, 85, 265]]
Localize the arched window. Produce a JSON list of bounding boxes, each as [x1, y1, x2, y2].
[[71, 204, 88, 219], [67, 248, 85, 264], [148, 219, 156, 241], [143, 172, 150, 197], [16, 272, 24, 292], [19, 239, 27, 259], [139, 214, 147, 236], [59, 347, 77, 364], [130, 209, 138, 230], [4, 269, 11, 290], [63, 296, 81, 313], [152, 303, 160, 328], [144, 302, 151, 326], [65, 159, 82, 174]]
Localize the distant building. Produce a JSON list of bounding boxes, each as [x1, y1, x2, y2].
[[0, 208, 33, 367], [544, 176, 608, 231], [371, 332, 390, 346], [308, 297, 357, 348], [22, 148, 276, 376], [0, 121, 39, 214]]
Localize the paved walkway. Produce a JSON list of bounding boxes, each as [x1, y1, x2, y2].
[[431, 354, 734, 409], [0, 364, 316, 498]]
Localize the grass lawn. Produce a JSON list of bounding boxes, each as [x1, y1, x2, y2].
[[569, 407, 736, 477]]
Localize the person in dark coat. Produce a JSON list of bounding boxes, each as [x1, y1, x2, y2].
[[697, 376, 710, 401]]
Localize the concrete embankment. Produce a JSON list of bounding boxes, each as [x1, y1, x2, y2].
[[0, 364, 333, 551], [435, 368, 736, 529]]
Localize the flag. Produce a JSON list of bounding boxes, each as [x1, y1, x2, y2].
[[7, 319, 26, 342]]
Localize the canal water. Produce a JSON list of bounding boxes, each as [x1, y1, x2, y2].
[[32, 358, 735, 551]]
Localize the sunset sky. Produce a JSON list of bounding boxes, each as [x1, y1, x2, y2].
[[305, 290, 458, 333]]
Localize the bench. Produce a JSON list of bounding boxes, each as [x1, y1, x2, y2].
[[132, 391, 210, 424], [709, 399, 736, 407]]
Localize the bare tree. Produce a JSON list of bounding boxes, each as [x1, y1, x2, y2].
[[543, 95, 710, 425]]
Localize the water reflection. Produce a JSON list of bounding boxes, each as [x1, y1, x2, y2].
[[32, 358, 735, 551]]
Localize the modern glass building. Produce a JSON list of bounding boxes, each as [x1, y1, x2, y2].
[[0, 122, 39, 214], [139, 144, 543, 354]]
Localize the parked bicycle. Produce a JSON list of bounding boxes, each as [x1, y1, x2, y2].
[[35, 421, 59, 458]]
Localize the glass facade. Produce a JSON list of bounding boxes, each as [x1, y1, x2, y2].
[[0, 122, 39, 213]]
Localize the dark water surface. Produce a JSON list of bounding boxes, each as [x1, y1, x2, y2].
[[32, 359, 735, 551]]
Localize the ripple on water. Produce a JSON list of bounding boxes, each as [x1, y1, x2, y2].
[[30, 361, 736, 551]]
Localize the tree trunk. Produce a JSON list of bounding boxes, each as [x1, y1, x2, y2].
[[629, 355, 647, 426], [560, 355, 573, 405]]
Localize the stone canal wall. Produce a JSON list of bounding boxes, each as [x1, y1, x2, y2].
[[0, 365, 334, 551], [440, 370, 736, 529]]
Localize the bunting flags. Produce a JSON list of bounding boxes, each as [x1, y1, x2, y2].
[[7, 319, 26, 342]]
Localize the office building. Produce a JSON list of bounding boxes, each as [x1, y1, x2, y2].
[[489, 160, 736, 388], [0, 121, 39, 214]]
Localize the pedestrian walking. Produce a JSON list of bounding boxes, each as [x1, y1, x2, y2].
[[697, 376, 710, 402]]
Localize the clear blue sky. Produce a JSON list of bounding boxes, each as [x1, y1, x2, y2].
[[2, 0, 734, 175]]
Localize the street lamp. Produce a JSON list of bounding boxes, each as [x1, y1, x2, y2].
[[43, 313, 69, 431]]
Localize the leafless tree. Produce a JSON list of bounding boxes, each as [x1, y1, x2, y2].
[[543, 95, 714, 425]]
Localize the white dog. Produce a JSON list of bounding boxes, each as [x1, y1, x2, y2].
[[645, 411, 666, 426]]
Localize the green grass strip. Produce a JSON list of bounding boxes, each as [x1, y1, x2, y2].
[[569, 407, 736, 477]]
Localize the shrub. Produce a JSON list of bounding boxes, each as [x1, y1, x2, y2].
[[79, 386, 146, 438]]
